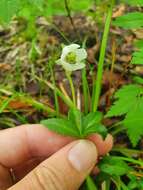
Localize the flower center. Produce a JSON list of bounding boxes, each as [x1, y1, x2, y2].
[[65, 52, 76, 64]]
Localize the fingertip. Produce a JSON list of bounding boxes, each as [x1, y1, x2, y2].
[[88, 134, 113, 156]]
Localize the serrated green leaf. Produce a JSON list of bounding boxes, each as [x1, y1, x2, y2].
[[68, 109, 83, 135], [113, 12, 143, 29], [83, 112, 103, 129], [106, 84, 143, 146], [41, 118, 80, 137], [99, 156, 131, 176], [82, 112, 107, 138], [106, 85, 142, 117], [84, 124, 107, 139], [123, 97, 143, 147]]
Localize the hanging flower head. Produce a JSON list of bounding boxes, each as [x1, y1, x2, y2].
[[56, 44, 87, 72]]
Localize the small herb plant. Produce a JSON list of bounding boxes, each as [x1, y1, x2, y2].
[[41, 44, 107, 139]]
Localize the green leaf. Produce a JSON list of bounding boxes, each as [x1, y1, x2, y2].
[[106, 85, 142, 117], [131, 48, 143, 65], [68, 109, 83, 135], [41, 118, 80, 137], [83, 112, 103, 129], [28, 0, 44, 8], [0, 0, 21, 23], [82, 112, 107, 138], [134, 40, 143, 49], [84, 124, 107, 139], [106, 84, 143, 146], [123, 97, 143, 146], [86, 176, 97, 190], [99, 156, 131, 176], [113, 12, 143, 29], [133, 76, 143, 85], [121, 0, 143, 6], [70, 0, 93, 12]]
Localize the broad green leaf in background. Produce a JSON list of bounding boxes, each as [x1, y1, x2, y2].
[[121, 0, 143, 6], [44, 0, 94, 17], [131, 48, 143, 65], [123, 97, 143, 146], [0, 0, 21, 23], [28, 0, 44, 8], [106, 85, 142, 117], [133, 76, 143, 85], [106, 84, 143, 146], [113, 12, 143, 29], [134, 40, 143, 49], [70, 0, 93, 12]]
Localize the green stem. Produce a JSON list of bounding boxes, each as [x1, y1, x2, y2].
[[82, 37, 90, 114], [113, 156, 143, 166], [35, 76, 75, 109], [111, 125, 126, 136], [112, 147, 143, 157], [92, 0, 114, 112], [49, 62, 59, 116], [82, 68, 90, 114], [66, 71, 76, 106]]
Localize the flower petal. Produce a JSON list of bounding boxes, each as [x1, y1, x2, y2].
[[71, 62, 85, 71], [76, 49, 87, 62], [62, 62, 85, 71], [61, 44, 80, 60]]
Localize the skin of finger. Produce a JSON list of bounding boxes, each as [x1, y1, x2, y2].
[[12, 132, 113, 181], [0, 125, 113, 168], [0, 125, 113, 189], [0, 165, 13, 190], [0, 124, 73, 168], [88, 134, 113, 156], [13, 132, 113, 183], [8, 141, 98, 190], [13, 157, 45, 182]]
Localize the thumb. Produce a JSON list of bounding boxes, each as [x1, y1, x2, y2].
[[9, 140, 98, 190]]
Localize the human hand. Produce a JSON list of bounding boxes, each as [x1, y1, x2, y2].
[[0, 124, 113, 190]]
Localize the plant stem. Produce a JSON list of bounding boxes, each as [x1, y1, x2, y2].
[[64, 0, 81, 40], [82, 37, 90, 114], [113, 156, 143, 166], [82, 68, 90, 114], [49, 61, 59, 116], [35, 76, 75, 109], [92, 0, 114, 112], [112, 147, 143, 157], [66, 71, 76, 106]]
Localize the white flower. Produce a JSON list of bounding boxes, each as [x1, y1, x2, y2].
[[56, 44, 87, 72]]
